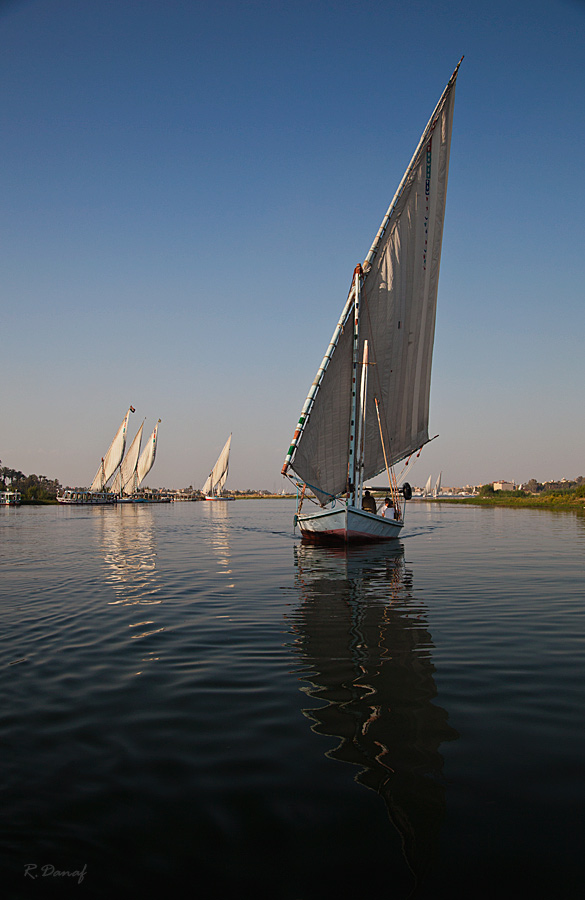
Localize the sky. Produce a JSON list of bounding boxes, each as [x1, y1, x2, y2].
[[1, 0, 584, 491]]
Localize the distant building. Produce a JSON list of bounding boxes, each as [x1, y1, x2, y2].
[[493, 480, 516, 492]]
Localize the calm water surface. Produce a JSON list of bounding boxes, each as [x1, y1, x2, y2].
[[1, 500, 584, 898]]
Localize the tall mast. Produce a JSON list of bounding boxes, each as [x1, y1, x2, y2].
[[347, 265, 362, 505]]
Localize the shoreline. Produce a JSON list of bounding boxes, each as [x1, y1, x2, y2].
[[433, 494, 585, 513]]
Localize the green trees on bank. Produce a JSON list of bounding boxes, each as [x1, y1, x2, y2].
[[450, 481, 585, 510], [0, 461, 62, 502]]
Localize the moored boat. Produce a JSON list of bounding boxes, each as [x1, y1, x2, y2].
[[57, 490, 116, 505], [1, 491, 21, 506]]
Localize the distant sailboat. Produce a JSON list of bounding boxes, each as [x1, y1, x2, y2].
[[57, 405, 135, 505], [203, 434, 234, 501], [433, 472, 442, 498], [282, 62, 461, 542], [423, 475, 433, 498], [111, 420, 145, 499], [89, 407, 135, 493], [131, 420, 161, 498]]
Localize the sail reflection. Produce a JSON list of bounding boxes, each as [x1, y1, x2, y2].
[[202, 501, 232, 578], [290, 543, 458, 894], [96, 504, 161, 606]]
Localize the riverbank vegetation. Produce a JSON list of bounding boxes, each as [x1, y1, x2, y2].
[[439, 481, 585, 512], [1, 463, 62, 502]]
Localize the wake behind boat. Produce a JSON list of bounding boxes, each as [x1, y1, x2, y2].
[[282, 61, 461, 543], [202, 434, 234, 500]]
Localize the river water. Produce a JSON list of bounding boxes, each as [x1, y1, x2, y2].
[[1, 499, 584, 898]]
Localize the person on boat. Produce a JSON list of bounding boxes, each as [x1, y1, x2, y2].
[[362, 490, 377, 513], [382, 497, 398, 519]]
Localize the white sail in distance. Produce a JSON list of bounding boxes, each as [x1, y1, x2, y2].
[[424, 475, 432, 497], [433, 472, 442, 498], [136, 420, 160, 489], [203, 434, 231, 496], [90, 407, 134, 492], [284, 63, 459, 505], [111, 421, 144, 495]]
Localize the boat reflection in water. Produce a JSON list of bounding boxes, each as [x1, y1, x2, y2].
[[96, 504, 161, 608], [290, 542, 458, 895], [201, 499, 233, 578]]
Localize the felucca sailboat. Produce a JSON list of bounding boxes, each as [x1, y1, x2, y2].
[[282, 62, 461, 543], [112, 419, 161, 501], [89, 406, 135, 493], [111, 419, 145, 500], [132, 419, 161, 499], [57, 405, 135, 505], [202, 434, 234, 500]]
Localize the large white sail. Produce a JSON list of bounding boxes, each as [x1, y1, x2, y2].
[[136, 420, 160, 489], [203, 434, 231, 496], [111, 421, 144, 495], [284, 63, 460, 505], [90, 407, 134, 492], [424, 475, 432, 497]]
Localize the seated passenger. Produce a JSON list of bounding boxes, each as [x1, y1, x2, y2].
[[362, 490, 377, 513], [382, 497, 399, 519]]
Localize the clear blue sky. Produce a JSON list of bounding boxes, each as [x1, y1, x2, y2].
[[2, 0, 584, 490]]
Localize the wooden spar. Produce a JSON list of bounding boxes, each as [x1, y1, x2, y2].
[[281, 281, 356, 476], [356, 339, 369, 509], [374, 397, 401, 518], [363, 57, 463, 273]]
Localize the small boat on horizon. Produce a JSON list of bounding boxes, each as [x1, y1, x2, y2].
[[202, 434, 235, 501], [1, 491, 21, 506], [281, 61, 461, 543]]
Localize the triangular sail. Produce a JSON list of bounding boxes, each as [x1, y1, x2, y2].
[[111, 421, 144, 495], [424, 475, 432, 497], [433, 472, 442, 497], [89, 407, 134, 492], [136, 420, 160, 489], [203, 434, 231, 496], [284, 62, 460, 504]]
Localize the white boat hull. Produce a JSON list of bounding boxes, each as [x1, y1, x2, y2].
[[297, 504, 402, 544], [57, 491, 116, 506], [1, 492, 21, 506], [204, 496, 235, 501]]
